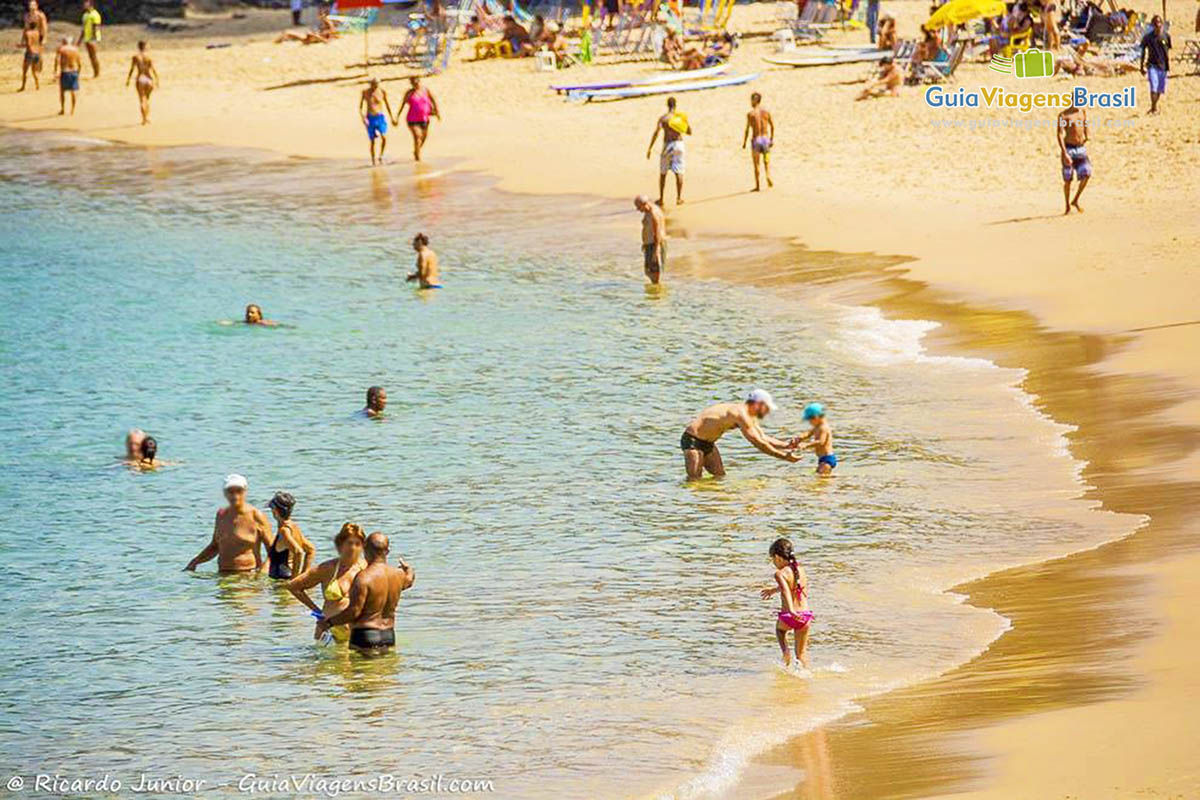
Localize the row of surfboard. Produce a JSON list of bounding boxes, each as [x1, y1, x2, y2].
[[550, 47, 890, 102]]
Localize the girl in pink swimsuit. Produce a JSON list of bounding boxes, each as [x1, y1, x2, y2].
[[397, 76, 440, 162], [761, 537, 813, 668]]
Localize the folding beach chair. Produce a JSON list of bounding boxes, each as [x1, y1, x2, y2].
[[915, 39, 967, 82]]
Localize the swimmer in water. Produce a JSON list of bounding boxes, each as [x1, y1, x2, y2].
[[406, 233, 441, 289], [761, 537, 812, 669], [789, 402, 836, 475], [265, 492, 315, 580], [364, 385, 387, 417], [679, 389, 802, 480], [135, 435, 159, 470], [243, 304, 277, 326], [124, 428, 146, 462], [184, 474, 273, 574], [286, 522, 367, 641]]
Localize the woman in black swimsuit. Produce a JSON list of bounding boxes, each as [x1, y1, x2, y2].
[[266, 492, 315, 580]]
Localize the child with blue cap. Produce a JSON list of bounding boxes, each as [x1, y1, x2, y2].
[[790, 402, 836, 475]]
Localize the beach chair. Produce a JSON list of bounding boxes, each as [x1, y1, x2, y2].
[[383, 17, 428, 63], [1001, 27, 1032, 57], [915, 39, 967, 82], [1183, 39, 1200, 74]]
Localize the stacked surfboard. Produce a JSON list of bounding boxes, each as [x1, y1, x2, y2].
[[763, 46, 891, 67], [552, 66, 759, 102]]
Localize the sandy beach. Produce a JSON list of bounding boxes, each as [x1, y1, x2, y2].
[[3, 0, 1198, 795]]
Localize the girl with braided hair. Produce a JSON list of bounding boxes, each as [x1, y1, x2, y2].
[[761, 537, 813, 668]]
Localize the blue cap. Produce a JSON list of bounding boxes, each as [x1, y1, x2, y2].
[[803, 403, 825, 420]]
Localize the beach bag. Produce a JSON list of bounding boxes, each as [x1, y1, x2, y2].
[[667, 112, 690, 134]]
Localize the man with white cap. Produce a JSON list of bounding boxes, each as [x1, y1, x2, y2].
[[184, 474, 273, 573], [679, 389, 801, 479]]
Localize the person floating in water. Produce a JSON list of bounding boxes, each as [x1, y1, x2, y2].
[[406, 233, 441, 289], [135, 435, 159, 470], [364, 385, 387, 417], [243, 304, 277, 326], [184, 474, 273, 574], [316, 532, 414, 652], [123, 428, 146, 462], [265, 492, 315, 581], [286, 523, 367, 642], [790, 402, 836, 475], [680, 389, 801, 479], [761, 537, 813, 669]]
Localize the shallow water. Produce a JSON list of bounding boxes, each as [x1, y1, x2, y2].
[[0, 129, 1137, 799]]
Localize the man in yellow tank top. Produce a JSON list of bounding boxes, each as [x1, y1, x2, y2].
[[79, 0, 101, 77]]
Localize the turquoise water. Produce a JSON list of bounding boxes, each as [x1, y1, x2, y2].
[[0, 130, 1135, 799]]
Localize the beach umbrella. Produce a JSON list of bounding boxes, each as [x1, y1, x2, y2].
[[332, 0, 381, 74], [925, 0, 1005, 28]]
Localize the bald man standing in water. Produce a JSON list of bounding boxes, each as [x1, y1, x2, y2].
[[184, 474, 273, 573], [317, 532, 414, 651], [680, 389, 801, 479]]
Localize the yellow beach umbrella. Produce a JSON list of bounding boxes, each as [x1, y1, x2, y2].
[[925, 0, 1005, 28]]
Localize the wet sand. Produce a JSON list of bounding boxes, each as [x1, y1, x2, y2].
[[3, 1, 1198, 795]]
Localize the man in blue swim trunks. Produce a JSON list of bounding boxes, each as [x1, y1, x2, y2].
[[1056, 104, 1090, 214], [359, 77, 394, 166], [1139, 15, 1171, 115], [54, 36, 82, 116]]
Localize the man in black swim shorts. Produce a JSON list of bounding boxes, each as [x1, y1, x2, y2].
[[317, 531, 414, 652], [679, 389, 802, 479]]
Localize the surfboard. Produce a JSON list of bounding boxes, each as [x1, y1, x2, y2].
[[763, 50, 890, 67], [571, 71, 758, 102], [551, 64, 729, 94]]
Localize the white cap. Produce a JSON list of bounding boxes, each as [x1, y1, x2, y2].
[[223, 473, 248, 491], [746, 388, 777, 413]]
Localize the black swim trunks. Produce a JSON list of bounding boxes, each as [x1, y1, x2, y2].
[[680, 430, 715, 455], [349, 627, 396, 649], [643, 242, 666, 276]]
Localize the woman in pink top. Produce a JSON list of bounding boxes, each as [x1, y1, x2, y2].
[[395, 76, 441, 162]]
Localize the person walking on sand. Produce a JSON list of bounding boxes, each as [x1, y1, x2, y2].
[[742, 92, 775, 192], [78, 0, 101, 78], [761, 537, 813, 669], [54, 36, 80, 115], [184, 474, 274, 574], [17, 21, 43, 91], [316, 532, 415, 652], [1056, 104, 1090, 214], [1139, 15, 1171, 115], [124, 40, 159, 125], [646, 96, 691, 206], [679, 390, 802, 479], [406, 233, 442, 289], [359, 77, 394, 166], [634, 195, 666, 285], [396, 76, 440, 162]]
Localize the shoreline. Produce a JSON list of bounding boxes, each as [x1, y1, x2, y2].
[[4, 0, 1197, 793]]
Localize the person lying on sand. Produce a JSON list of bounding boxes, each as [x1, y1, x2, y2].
[[856, 57, 900, 100], [679, 390, 801, 480], [1055, 40, 1138, 76], [275, 5, 340, 44]]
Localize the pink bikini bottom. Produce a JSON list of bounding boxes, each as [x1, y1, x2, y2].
[[777, 610, 814, 630]]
